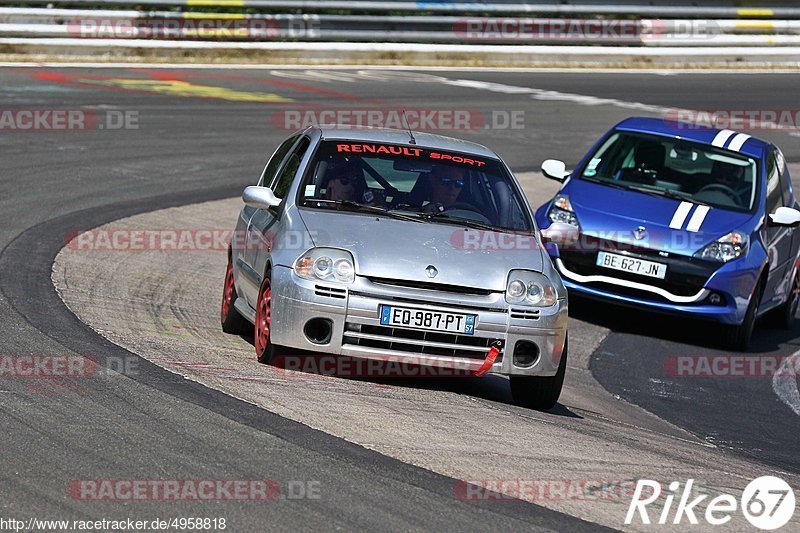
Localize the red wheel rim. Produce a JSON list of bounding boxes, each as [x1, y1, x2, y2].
[[255, 280, 272, 354], [221, 261, 235, 322]]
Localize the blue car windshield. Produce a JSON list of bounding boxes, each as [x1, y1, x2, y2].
[[579, 132, 759, 213], [298, 140, 531, 231]]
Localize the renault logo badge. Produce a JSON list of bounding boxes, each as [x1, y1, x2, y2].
[[635, 226, 647, 240], [426, 265, 438, 278]]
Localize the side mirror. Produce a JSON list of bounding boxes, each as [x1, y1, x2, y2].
[[243, 186, 281, 210], [540, 222, 579, 245], [541, 159, 571, 182], [769, 206, 800, 227]]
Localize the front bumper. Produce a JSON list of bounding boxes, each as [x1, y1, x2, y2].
[[553, 255, 759, 325], [268, 265, 568, 377]]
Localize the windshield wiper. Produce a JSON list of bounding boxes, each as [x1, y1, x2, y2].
[[627, 186, 693, 202], [582, 177, 692, 201], [422, 211, 503, 232], [581, 176, 628, 190], [307, 199, 425, 223]]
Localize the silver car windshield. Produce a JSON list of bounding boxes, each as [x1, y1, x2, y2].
[[580, 132, 759, 213], [298, 140, 532, 231]]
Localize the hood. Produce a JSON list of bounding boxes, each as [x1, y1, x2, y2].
[[298, 209, 543, 291], [567, 181, 755, 256]]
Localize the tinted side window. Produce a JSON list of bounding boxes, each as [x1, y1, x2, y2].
[[777, 148, 792, 206], [272, 137, 311, 199], [766, 150, 783, 214], [258, 135, 298, 186]]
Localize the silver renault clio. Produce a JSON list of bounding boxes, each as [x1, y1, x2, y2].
[[221, 126, 571, 409]]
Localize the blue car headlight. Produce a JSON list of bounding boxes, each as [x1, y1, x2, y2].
[[547, 194, 579, 227], [506, 270, 558, 307], [295, 247, 355, 283], [694, 231, 748, 263]]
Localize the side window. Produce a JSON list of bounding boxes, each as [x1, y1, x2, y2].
[[777, 147, 792, 206], [272, 137, 311, 199], [766, 149, 783, 214], [258, 135, 298, 187]]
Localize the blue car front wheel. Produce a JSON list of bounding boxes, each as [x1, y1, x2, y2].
[[723, 283, 762, 351]]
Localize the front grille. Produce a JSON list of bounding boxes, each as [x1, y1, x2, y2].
[[349, 292, 506, 313], [559, 238, 716, 299], [315, 285, 346, 299], [342, 323, 501, 360], [366, 276, 495, 296], [510, 308, 540, 320]]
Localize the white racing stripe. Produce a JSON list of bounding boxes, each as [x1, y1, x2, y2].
[[728, 133, 752, 152], [773, 352, 800, 417], [669, 202, 694, 230], [686, 205, 711, 232], [711, 129, 736, 148]]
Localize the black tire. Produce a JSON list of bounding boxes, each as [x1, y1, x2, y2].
[[254, 270, 285, 365], [723, 283, 762, 351], [773, 268, 799, 330], [509, 336, 568, 411], [221, 254, 250, 335]]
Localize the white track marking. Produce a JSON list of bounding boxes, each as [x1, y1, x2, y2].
[[1, 63, 800, 73], [728, 133, 752, 151], [670, 202, 695, 230], [712, 129, 736, 147], [686, 205, 711, 232], [443, 78, 671, 113], [773, 352, 800, 416]]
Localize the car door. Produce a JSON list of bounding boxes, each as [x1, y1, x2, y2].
[[762, 147, 794, 309], [242, 136, 312, 304], [235, 135, 299, 303]]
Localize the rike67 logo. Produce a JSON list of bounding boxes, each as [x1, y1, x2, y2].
[[626, 477, 796, 530]]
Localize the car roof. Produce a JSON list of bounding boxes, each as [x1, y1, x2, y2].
[[313, 125, 499, 159], [614, 117, 770, 159]]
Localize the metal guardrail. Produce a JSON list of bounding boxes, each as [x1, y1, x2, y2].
[[4, 0, 800, 19], [2, 7, 800, 46], [2, 1, 800, 58]]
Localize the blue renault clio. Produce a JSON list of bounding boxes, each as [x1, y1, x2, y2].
[[535, 117, 800, 349]]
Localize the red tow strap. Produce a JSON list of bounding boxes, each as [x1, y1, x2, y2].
[[473, 341, 503, 377]]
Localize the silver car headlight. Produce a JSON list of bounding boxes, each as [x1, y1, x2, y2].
[[295, 247, 355, 283], [694, 231, 748, 263], [506, 270, 558, 307], [547, 194, 579, 227]]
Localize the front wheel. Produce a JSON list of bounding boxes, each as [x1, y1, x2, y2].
[[255, 270, 285, 364], [723, 283, 762, 351], [773, 267, 799, 330], [221, 255, 249, 335], [509, 336, 567, 411]]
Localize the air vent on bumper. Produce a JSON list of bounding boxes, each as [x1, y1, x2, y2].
[[510, 308, 540, 320], [315, 285, 346, 299]]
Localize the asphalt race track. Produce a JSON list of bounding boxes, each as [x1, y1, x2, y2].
[[2, 66, 800, 531]]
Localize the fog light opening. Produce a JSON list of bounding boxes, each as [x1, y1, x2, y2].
[[708, 292, 724, 306], [513, 341, 540, 368], [304, 318, 333, 345]]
